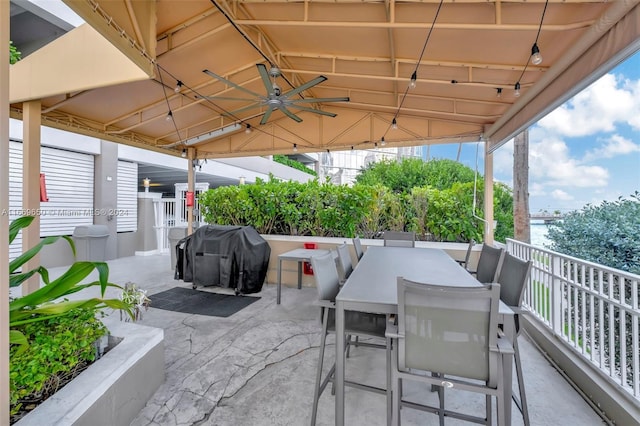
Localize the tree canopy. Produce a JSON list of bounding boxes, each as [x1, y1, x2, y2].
[[355, 158, 477, 192], [547, 192, 640, 274]]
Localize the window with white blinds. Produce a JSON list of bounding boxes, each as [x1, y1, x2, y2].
[[8, 141, 94, 260], [117, 160, 138, 232]]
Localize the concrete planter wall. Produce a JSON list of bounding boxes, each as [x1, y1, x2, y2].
[[16, 318, 164, 426]]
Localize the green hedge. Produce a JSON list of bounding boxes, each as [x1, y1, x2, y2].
[[199, 176, 513, 242]]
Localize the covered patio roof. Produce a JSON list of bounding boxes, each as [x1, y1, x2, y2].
[[8, 0, 640, 159]]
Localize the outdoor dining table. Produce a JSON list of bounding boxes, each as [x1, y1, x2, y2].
[[334, 246, 516, 426], [276, 248, 331, 304]]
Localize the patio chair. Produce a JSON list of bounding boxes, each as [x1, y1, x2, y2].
[[455, 239, 476, 269], [352, 236, 364, 261], [386, 277, 512, 426], [309, 251, 390, 426], [383, 231, 415, 248], [336, 243, 354, 282], [469, 243, 505, 283], [497, 253, 533, 426]]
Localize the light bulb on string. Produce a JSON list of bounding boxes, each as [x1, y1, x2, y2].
[[245, 124, 252, 134], [392, 118, 398, 130], [531, 43, 543, 65], [514, 82, 521, 98], [381, 137, 386, 147], [174, 80, 183, 93], [293, 143, 298, 153], [165, 111, 173, 122], [409, 71, 417, 89]]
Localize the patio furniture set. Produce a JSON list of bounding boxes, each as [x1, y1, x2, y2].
[[277, 231, 532, 425]]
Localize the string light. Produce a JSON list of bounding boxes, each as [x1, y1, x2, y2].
[[245, 124, 252, 134], [531, 43, 542, 65], [165, 111, 173, 122], [381, 137, 386, 147], [181, 148, 187, 158], [496, 88, 502, 98], [392, 118, 398, 130], [514, 82, 521, 98], [409, 71, 417, 89], [293, 143, 298, 152], [174, 80, 183, 93]]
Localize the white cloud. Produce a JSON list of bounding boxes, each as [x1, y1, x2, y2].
[[550, 189, 574, 201], [537, 74, 640, 137], [583, 134, 640, 161]]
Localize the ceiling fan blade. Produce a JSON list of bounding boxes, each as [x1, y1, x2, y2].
[[290, 97, 350, 104], [283, 76, 327, 98], [222, 103, 263, 117], [289, 104, 337, 118], [260, 106, 275, 125], [279, 105, 303, 123], [257, 64, 275, 95], [203, 69, 263, 98], [200, 95, 256, 102]]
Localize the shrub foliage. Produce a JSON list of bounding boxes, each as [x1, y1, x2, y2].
[[200, 158, 514, 242]]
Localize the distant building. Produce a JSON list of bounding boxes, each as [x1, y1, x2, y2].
[[316, 146, 426, 185]]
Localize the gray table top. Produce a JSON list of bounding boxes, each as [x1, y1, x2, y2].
[[278, 248, 331, 261], [337, 246, 510, 314]]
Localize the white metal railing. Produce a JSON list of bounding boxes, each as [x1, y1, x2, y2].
[[507, 238, 640, 400], [153, 198, 176, 253]]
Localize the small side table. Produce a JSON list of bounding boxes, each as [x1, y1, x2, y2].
[[276, 248, 330, 304]]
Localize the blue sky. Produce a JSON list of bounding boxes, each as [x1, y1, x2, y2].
[[430, 50, 640, 213]]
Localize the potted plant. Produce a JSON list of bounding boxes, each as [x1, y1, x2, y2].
[[8, 216, 134, 421]]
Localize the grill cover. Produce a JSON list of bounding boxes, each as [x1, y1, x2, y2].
[[175, 225, 270, 294]]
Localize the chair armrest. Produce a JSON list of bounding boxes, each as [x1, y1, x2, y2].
[[385, 323, 401, 339], [312, 300, 335, 309], [494, 336, 515, 355]]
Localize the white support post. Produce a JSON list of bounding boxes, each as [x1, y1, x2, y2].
[[22, 100, 42, 295], [484, 145, 495, 245], [187, 148, 195, 235], [1, 0, 11, 420]]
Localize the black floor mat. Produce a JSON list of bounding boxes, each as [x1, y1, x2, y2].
[[150, 287, 260, 317]]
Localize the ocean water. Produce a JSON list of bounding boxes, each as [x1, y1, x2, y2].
[[530, 222, 552, 247]]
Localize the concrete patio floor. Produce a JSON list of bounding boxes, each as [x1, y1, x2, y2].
[[95, 254, 607, 426]]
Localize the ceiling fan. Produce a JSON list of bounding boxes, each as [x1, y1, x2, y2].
[[202, 64, 349, 125]]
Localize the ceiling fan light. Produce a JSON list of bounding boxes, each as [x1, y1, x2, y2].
[[531, 43, 543, 65]]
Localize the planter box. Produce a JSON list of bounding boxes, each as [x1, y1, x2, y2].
[[17, 318, 164, 426]]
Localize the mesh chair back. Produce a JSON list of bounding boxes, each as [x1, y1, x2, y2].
[[310, 251, 341, 302], [396, 278, 501, 386], [383, 231, 415, 247], [476, 244, 505, 283], [463, 239, 476, 267], [352, 237, 364, 261], [336, 243, 353, 280], [497, 253, 532, 308]]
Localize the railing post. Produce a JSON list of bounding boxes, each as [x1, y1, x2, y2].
[[551, 254, 563, 336]]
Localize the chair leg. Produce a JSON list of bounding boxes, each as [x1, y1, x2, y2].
[[514, 337, 531, 426], [386, 336, 392, 426], [311, 307, 330, 426], [437, 381, 445, 426], [485, 394, 492, 426]]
